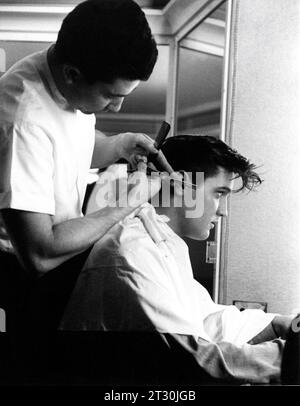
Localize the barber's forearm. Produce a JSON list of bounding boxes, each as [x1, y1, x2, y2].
[[91, 131, 122, 169], [18, 204, 135, 276], [41, 205, 135, 272]]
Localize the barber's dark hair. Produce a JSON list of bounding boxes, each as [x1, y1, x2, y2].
[[161, 135, 262, 192], [55, 0, 158, 83]]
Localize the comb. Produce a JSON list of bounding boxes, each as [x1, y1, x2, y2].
[[154, 121, 171, 150]]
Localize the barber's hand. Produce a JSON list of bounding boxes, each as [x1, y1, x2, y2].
[[117, 132, 157, 164], [126, 155, 162, 208], [272, 315, 295, 339], [117, 132, 178, 176]]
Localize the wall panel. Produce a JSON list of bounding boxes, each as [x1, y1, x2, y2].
[[222, 0, 300, 314]]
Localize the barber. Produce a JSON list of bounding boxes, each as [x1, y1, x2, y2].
[[0, 0, 169, 332], [0, 0, 165, 275]]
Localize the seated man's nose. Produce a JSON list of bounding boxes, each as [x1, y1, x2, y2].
[[217, 201, 228, 217]]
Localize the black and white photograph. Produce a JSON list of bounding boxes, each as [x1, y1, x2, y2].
[[0, 0, 299, 395]]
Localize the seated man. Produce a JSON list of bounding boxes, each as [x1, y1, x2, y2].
[[60, 135, 295, 384]]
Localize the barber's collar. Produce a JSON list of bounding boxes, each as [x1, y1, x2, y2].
[[43, 45, 71, 110]]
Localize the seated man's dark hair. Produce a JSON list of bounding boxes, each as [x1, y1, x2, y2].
[[161, 135, 262, 192], [55, 0, 158, 83]]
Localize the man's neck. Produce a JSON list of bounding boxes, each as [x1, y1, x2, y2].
[[155, 205, 183, 236], [47, 46, 68, 101]]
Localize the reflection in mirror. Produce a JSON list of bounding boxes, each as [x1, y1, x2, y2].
[[0, 41, 48, 77], [96, 45, 169, 138], [176, 1, 227, 297], [177, 2, 227, 137]]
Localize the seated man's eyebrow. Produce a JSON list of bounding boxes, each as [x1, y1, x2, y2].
[[215, 187, 232, 194]]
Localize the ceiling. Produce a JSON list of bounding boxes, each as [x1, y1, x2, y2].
[[2, 0, 172, 8], [135, 0, 172, 9]]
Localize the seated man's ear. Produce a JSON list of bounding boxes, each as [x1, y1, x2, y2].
[[159, 171, 187, 197], [170, 172, 185, 197], [63, 64, 82, 85]]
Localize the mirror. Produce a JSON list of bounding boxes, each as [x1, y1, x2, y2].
[[176, 3, 227, 136], [175, 1, 227, 297], [0, 41, 49, 77]]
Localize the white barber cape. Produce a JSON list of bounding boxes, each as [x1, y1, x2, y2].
[[60, 203, 275, 346]]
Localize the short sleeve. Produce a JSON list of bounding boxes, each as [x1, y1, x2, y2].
[[0, 121, 55, 214]]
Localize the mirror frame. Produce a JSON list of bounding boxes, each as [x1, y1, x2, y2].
[[169, 0, 234, 303]]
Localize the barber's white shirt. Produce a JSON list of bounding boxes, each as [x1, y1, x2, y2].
[[0, 48, 95, 252], [60, 202, 275, 345]]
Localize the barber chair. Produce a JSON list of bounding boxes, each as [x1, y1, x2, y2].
[[0, 180, 98, 385], [281, 315, 300, 385], [0, 250, 30, 382], [0, 245, 94, 384], [30, 330, 227, 386]]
